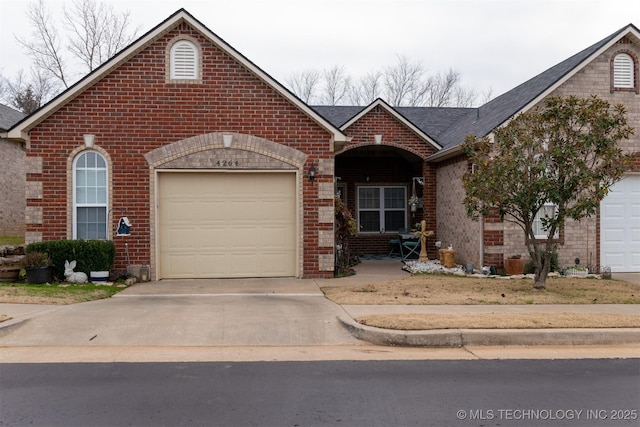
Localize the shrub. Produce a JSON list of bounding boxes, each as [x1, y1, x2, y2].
[[22, 251, 51, 269], [27, 240, 115, 280], [524, 249, 559, 274]]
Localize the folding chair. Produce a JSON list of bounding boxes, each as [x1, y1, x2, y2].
[[388, 228, 409, 257], [402, 238, 420, 260]]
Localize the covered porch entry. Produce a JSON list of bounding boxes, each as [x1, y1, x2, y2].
[[335, 144, 437, 260]]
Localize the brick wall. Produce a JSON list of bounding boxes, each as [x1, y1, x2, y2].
[[0, 139, 26, 236], [337, 105, 439, 258], [435, 156, 482, 267], [482, 39, 640, 271], [25, 23, 335, 278]]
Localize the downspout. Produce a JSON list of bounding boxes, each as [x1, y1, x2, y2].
[[479, 213, 485, 269]]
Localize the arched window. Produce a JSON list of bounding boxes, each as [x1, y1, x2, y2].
[[73, 151, 108, 239], [170, 40, 199, 80], [613, 52, 635, 89]]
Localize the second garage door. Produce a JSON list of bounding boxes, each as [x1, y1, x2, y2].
[[600, 175, 640, 272], [158, 172, 297, 278]]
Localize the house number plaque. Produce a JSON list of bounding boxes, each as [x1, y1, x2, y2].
[[215, 160, 240, 167]]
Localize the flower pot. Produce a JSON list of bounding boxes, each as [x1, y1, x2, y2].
[[90, 271, 110, 283], [565, 268, 588, 277], [0, 267, 21, 282], [504, 258, 524, 275], [26, 267, 51, 284]]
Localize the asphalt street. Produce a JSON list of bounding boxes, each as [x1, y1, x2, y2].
[[1, 359, 639, 427]]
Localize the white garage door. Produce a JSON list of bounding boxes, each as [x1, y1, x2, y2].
[[158, 172, 296, 278], [600, 175, 640, 272]]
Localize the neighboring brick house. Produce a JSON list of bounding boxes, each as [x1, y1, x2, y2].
[[3, 9, 639, 278], [0, 104, 26, 236]]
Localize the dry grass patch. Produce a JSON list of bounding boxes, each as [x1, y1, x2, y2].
[[357, 313, 640, 330], [322, 275, 640, 305]]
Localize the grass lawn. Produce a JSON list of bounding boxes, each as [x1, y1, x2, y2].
[[0, 236, 25, 245], [0, 282, 124, 305], [321, 274, 640, 305], [322, 274, 640, 330]]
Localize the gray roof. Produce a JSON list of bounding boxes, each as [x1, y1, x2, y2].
[[313, 23, 638, 155], [0, 104, 25, 132]]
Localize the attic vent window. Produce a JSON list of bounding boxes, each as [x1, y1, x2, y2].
[[614, 53, 633, 88], [170, 40, 199, 80]]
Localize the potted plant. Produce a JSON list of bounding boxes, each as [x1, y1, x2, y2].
[[23, 251, 52, 284], [504, 254, 524, 275], [87, 240, 115, 283], [564, 265, 589, 277]]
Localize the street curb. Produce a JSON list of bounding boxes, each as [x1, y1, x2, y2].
[[336, 314, 640, 347]]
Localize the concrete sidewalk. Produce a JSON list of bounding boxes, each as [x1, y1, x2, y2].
[[1, 260, 639, 352]]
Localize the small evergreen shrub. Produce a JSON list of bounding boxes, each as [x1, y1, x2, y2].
[[26, 240, 115, 280]]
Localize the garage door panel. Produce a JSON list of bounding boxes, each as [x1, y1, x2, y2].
[[601, 176, 640, 272], [159, 172, 296, 278]]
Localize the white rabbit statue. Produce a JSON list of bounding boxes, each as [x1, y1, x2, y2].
[[64, 260, 88, 283]]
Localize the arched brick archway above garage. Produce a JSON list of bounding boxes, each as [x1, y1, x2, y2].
[[145, 132, 308, 279], [145, 132, 308, 169]]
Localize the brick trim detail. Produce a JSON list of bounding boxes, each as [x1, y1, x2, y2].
[[145, 132, 308, 169]]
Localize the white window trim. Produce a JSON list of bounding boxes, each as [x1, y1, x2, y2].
[[613, 53, 634, 89], [73, 151, 109, 240], [533, 202, 559, 239], [169, 39, 199, 80], [357, 186, 407, 234]]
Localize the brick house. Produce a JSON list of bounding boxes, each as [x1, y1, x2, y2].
[[0, 104, 26, 236], [3, 10, 639, 277]]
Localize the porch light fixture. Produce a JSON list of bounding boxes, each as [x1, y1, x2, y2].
[[374, 134, 382, 144], [83, 134, 95, 148], [308, 165, 317, 183], [223, 134, 233, 149]]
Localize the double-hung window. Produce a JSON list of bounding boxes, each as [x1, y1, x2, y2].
[[357, 186, 406, 233], [73, 151, 108, 240], [532, 202, 559, 239]]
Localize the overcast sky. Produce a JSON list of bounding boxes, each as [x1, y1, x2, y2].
[[1, 0, 639, 100]]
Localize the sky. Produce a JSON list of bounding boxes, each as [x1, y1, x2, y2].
[[1, 0, 640, 100]]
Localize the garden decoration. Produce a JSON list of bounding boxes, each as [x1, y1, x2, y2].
[[415, 219, 434, 262]]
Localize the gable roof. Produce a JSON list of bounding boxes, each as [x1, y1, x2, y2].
[[316, 24, 640, 162], [313, 102, 472, 150], [429, 23, 640, 161], [6, 9, 348, 145], [0, 104, 25, 132]]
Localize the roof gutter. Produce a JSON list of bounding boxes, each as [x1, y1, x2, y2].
[[426, 144, 465, 163]]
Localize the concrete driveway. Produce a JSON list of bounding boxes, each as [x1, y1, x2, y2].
[[0, 276, 366, 347]]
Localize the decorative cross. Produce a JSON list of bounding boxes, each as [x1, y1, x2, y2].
[[415, 219, 434, 262]]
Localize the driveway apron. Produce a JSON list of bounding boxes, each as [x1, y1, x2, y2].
[[0, 277, 362, 347]]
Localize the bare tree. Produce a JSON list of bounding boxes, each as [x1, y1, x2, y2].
[[0, 69, 56, 114], [16, 0, 68, 90], [64, 0, 137, 72], [426, 69, 460, 107], [286, 57, 486, 107], [12, 0, 138, 94], [347, 70, 383, 105], [286, 69, 321, 103], [383, 55, 431, 106], [320, 66, 350, 106]]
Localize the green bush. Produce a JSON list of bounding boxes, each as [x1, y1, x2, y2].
[[26, 240, 115, 280], [524, 249, 559, 274]]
